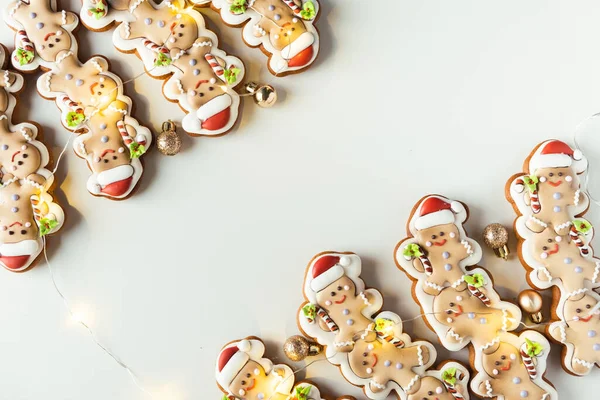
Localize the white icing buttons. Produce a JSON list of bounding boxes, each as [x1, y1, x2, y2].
[[396, 363, 403, 369], [513, 377, 521, 384], [553, 192, 562, 200], [442, 251, 450, 259], [449, 232, 456, 238]]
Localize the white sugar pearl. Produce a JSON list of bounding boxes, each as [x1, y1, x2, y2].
[[456, 296, 463, 301], [325, 300, 332, 306], [539, 176, 547, 182], [555, 236, 562, 242], [493, 369, 499, 375], [540, 252, 548, 259], [510, 353, 517, 360], [25, 222, 31, 228], [436, 387, 443, 394], [344, 285, 350, 290], [118, 147, 125, 153], [239, 389, 246, 396], [449, 232, 456, 238], [566, 175, 573, 182], [366, 368, 373, 374], [368, 344, 374, 351], [447, 317, 453, 323], [426, 241, 432, 247], [254, 368, 260, 376]]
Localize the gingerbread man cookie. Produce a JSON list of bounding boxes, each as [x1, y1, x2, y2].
[[549, 292, 600, 375], [395, 195, 482, 295], [470, 332, 557, 400], [3, 0, 152, 200], [79, 0, 245, 136], [395, 195, 558, 400], [298, 252, 437, 399], [0, 44, 64, 273], [195, 0, 320, 76], [216, 337, 356, 400], [507, 140, 600, 376]]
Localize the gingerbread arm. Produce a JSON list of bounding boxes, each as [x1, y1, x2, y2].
[[548, 323, 568, 343], [477, 380, 495, 398]]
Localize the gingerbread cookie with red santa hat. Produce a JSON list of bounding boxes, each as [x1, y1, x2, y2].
[[216, 337, 356, 400], [193, 0, 319, 76], [78, 0, 245, 136], [298, 251, 437, 400]]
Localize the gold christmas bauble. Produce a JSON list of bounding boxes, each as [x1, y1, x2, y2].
[[157, 121, 182, 156], [283, 335, 322, 362], [245, 82, 277, 108], [518, 289, 543, 314], [482, 223, 509, 249]]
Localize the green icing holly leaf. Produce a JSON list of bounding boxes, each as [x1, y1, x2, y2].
[[16, 48, 34, 66], [525, 338, 543, 357], [88, 1, 107, 20], [572, 219, 592, 234], [522, 175, 539, 193], [223, 67, 241, 85], [66, 111, 85, 128], [230, 0, 247, 14], [441, 367, 458, 385], [302, 304, 316, 320], [403, 243, 423, 258], [154, 52, 172, 67], [294, 386, 312, 400], [375, 318, 394, 334], [39, 218, 58, 237], [300, 1, 316, 20], [129, 142, 146, 159], [463, 273, 485, 288]]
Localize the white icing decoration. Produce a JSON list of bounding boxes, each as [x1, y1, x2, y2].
[[556, 220, 572, 231], [129, 0, 145, 13], [333, 340, 354, 347], [417, 345, 423, 365], [461, 240, 473, 255], [405, 374, 420, 392], [481, 336, 500, 351], [485, 380, 493, 397], [20, 128, 32, 142], [573, 357, 594, 368], [448, 329, 464, 343], [61, 10, 67, 26], [574, 189, 581, 206], [370, 379, 386, 390], [593, 262, 600, 283], [124, 22, 131, 39], [55, 51, 73, 65], [450, 277, 464, 288], [359, 291, 371, 306], [3, 71, 11, 88], [175, 79, 184, 94], [529, 215, 548, 228], [91, 59, 104, 73]]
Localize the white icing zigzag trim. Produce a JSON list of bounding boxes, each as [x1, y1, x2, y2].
[[501, 309, 509, 332], [405, 374, 420, 392], [44, 73, 52, 92], [61, 10, 67, 26], [451, 277, 464, 288], [56, 51, 73, 65], [254, 24, 266, 36], [359, 292, 371, 306], [175, 79, 184, 94], [573, 357, 594, 369], [0, 115, 7, 121], [2, 176, 18, 187], [91, 59, 104, 73], [333, 341, 354, 348], [124, 22, 131, 39], [108, 104, 128, 115], [8, 1, 21, 18], [574, 189, 581, 206], [425, 281, 444, 291], [484, 380, 493, 398], [22, 178, 45, 190], [171, 49, 186, 62], [593, 262, 600, 283], [129, 0, 146, 13], [541, 393, 550, 400], [78, 140, 87, 156], [529, 215, 548, 228], [370, 379, 386, 390], [4, 70, 11, 88], [448, 329, 464, 343], [193, 40, 212, 48], [461, 240, 474, 255], [20, 127, 32, 141], [558, 324, 567, 343], [481, 336, 500, 351], [537, 266, 553, 281], [165, 1, 177, 11], [556, 220, 572, 231], [417, 345, 423, 365], [567, 287, 588, 298]]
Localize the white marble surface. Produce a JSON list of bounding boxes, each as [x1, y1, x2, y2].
[[1, 0, 600, 399]]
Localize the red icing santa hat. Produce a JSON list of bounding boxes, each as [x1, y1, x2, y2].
[[307, 255, 352, 292], [414, 196, 465, 230], [216, 339, 270, 390], [529, 140, 587, 174]]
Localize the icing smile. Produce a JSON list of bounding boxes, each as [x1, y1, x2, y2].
[[500, 361, 511, 371], [433, 239, 447, 246], [335, 295, 347, 304], [453, 305, 464, 316], [246, 379, 256, 391], [548, 244, 559, 255], [10, 151, 20, 162], [195, 79, 209, 89], [579, 315, 594, 322], [548, 180, 562, 187], [372, 354, 378, 367]]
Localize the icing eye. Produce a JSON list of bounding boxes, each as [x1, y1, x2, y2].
[[542, 246, 548, 251], [495, 361, 501, 366], [22, 154, 28, 158], [55, 38, 60, 43], [337, 286, 342, 291], [292, 27, 296, 31], [576, 308, 582, 313], [178, 33, 183, 37], [558, 172, 563, 177], [113, 156, 117, 160], [431, 235, 437, 239], [439, 232, 445, 236], [8, 231, 13, 235], [363, 352, 368, 357], [549, 172, 554, 177], [446, 310, 452, 315], [104, 159, 109, 163], [449, 302, 455, 307], [199, 92, 205, 97], [246, 373, 251, 378], [48, 44, 54, 48], [209, 86, 214, 91], [20, 230, 26, 235], [100, 84, 105, 88], [17, 161, 23, 165], [547, 238, 553, 243], [180, 24, 184, 28], [501, 355, 506, 360], [587, 304, 592, 309], [241, 380, 246, 385], [330, 291, 336, 296], [428, 392, 434, 396]]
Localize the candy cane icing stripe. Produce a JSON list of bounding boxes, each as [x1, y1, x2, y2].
[[520, 344, 538, 379], [117, 120, 133, 145], [569, 225, 590, 257], [16, 30, 34, 52], [282, 0, 301, 14], [205, 53, 225, 79]]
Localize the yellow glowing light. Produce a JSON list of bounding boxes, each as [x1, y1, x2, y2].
[[71, 311, 86, 324]]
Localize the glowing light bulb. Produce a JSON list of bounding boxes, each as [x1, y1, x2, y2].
[[220, 85, 228, 92], [71, 312, 86, 324]]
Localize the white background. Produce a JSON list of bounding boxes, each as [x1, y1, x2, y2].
[[1, 0, 600, 399]]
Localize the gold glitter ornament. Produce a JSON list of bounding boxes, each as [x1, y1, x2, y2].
[[157, 120, 182, 156], [283, 335, 323, 362], [245, 82, 277, 108], [518, 289, 544, 323], [482, 223, 510, 260]]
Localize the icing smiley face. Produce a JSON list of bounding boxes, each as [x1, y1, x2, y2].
[[228, 360, 265, 399], [562, 294, 599, 323], [481, 343, 518, 377], [1, 141, 42, 180], [535, 167, 573, 189], [315, 276, 355, 308]]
